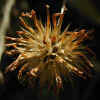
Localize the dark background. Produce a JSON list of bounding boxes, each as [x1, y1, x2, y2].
[[0, 0, 100, 100]]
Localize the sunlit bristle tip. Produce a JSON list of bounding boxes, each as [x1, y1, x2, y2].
[[5, 4, 95, 94]]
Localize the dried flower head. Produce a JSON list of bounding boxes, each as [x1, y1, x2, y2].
[[5, 5, 95, 91]]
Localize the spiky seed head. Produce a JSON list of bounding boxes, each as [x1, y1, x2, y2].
[[5, 5, 95, 93]]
